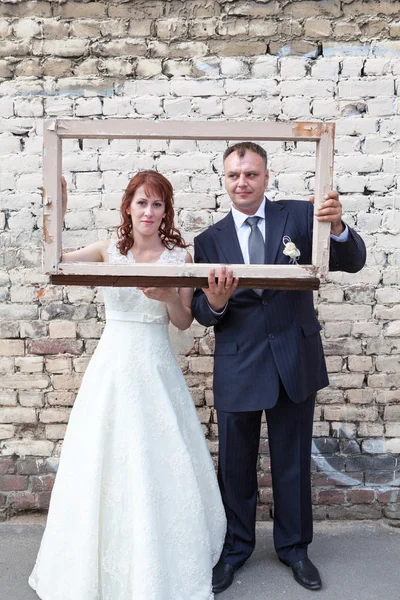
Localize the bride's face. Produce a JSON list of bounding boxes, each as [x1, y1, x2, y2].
[[128, 185, 166, 237]]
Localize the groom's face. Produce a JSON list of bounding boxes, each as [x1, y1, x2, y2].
[[224, 151, 269, 216]]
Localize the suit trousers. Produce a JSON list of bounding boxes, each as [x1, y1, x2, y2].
[[217, 386, 316, 567]]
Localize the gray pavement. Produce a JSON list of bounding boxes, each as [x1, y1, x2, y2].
[[1, 516, 399, 600]]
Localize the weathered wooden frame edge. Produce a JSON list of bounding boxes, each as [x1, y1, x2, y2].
[[43, 119, 335, 291]]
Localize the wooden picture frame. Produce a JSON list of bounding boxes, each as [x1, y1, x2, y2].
[[43, 119, 334, 291]]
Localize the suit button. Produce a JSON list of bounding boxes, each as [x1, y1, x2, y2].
[[262, 300, 268, 305], [269, 333, 274, 339]]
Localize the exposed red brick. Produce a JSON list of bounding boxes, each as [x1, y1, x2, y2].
[[0, 458, 15, 475], [32, 475, 55, 492], [318, 489, 346, 505], [0, 475, 28, 491], [8, 492, 36, 510], [27, 339, 83, 356], [347, 489, 375, 504], [16, 458, 46, 476]]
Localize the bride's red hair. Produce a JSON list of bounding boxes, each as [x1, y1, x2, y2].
[[117, 170, 188, 256]]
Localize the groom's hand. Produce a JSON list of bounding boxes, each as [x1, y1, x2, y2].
[[310, 190, 345, 236], [202, 266, 239, 312]]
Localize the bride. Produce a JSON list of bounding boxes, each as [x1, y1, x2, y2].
[[29, 170, 226, 600]]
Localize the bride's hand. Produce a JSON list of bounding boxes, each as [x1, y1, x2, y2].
[[138, 287, 178, 303]]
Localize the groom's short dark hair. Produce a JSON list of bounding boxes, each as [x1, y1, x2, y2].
[[223, 142, 268, 168]]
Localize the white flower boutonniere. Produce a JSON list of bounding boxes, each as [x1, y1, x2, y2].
[[282, 236, 301, 265]]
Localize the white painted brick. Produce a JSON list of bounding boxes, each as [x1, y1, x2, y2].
[[48, 321, 77, 339], [0, 425, 15, 440], [223, 97, 250, 117], [280, 79, 334, 97], [75, 97, 102, 116], [0, 407, 36, 423], [174, 193, 216, 210], [125, 80, 170, 97], [2, 154, 40, 174], [270, 154, 315, 173], [319, 304, 372, 321], [357, 212, 382, 232], [340, 57, 364, 77], [134, 96, 163, 116], [163, 97, 193, 117], [0, 340, 24, 356], [136, 58, 162, 78], [280, 57, 308, 79], [0, 373, 49, 390], [335, 136, 361, 154], [311, 58, 340, 80], [169, 140, 197, 153], [15, 357, 43, 373], [337, 175, 367, 193], [221, 58, 249, 77], [102, 97, 132, 116], [102, 172, 131, 192], [251, 56, 278, 78], [225, 79, 278, 96], [282, 96, 312, 119], [363, 136, 392, 154], [45, 357, 72, 374], [44, 97, 74, 117], [383, 210, 400, 231], [170, 80, 225, 97], [46, 424, 67, 440], [193, 97, 222, 116], [0, 97, 14, 117], [367, 174, 395, 192], [352, 322, 381, 337], [14, 97, 44, 117], [64, 211, 94, 230], [384, 439, 400, 454], [0, 391, 17, 406], [339, 77, 394, 98], [364, 58, 392, 76], [158, 153, 211, 172], [312, 98, 339, 118], [0, 358, 14, 374], [367, 97, 395, 117], [94, 210, 120, 228], [13, 18, 41, 39], [39, 408, 71, 424], [335, 117, 379, 136], [19, 391, 44, 407], [10, 285, 37, 303], [276, 174, 308, 195], [1, 439, 54, 457], [63, 152, 98, 172], [252, 97, 281, 118], [15, 172, 42, 192], [75, 172, 102, 192]]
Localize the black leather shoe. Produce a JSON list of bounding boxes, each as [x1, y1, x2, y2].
[[212, 560, 237, 594], [280, 557, 322, 590]]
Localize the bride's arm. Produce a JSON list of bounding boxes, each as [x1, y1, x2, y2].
[[139, 252, 194, 331], [165, 252, 194, 331], [61, 177, 108, 263]]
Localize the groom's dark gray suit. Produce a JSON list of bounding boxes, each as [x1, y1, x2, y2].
[[192, 197, 366, 566]]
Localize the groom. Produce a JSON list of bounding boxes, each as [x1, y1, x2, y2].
[[191, 142, 366, 594]]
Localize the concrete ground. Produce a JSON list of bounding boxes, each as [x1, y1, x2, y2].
[[1, 516, 399, 600]]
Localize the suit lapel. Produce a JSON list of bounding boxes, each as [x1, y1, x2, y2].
[[265, 198, 288, 264], [214, 212, 244, 264]]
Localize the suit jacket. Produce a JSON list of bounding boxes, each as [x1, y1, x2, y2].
[[191, 198, 366, 412]]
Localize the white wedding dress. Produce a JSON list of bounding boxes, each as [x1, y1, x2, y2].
[[29, 241, 226, 600]]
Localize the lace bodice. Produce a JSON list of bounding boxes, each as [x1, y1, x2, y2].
[[102, 240, 188, 324]]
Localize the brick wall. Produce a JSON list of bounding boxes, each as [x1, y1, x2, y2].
[[0, 0, 399, 521]]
